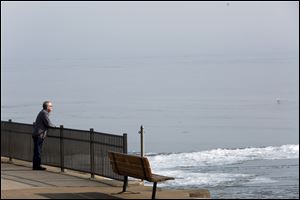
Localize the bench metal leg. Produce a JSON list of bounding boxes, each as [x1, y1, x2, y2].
[[152, 182, 157, 199], [123, 176, 128, 192]]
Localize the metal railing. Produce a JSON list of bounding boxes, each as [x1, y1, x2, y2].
[[1, 120, 127, 181]]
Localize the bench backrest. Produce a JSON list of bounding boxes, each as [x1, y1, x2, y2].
[[108, 151, 152, 181]]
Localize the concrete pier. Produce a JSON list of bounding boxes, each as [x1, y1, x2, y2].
[[1, 157, 210, 199]]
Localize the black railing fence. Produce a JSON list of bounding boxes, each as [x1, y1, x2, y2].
[[1, 120, 127, 181]]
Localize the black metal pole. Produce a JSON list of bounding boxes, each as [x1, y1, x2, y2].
[[8, 119, 12, 162], [60, 125, 64, 172], [139, 125, 144, 157], [123, 176, 128, 192], [90, 128, 95, 178], [152, 182, 157, 199], [123, 133, 127, 154]]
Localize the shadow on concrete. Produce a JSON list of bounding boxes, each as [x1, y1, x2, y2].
[[37, 192, 122, 199]]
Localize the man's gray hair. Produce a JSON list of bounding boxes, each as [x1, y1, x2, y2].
[[43, 101, 51, 110]]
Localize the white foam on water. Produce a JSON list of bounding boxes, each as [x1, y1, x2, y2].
[[145, 144, 298, 187], [148, 144, 299, 169], [244, 177, 277, 185], [146, 171, 251, 187]]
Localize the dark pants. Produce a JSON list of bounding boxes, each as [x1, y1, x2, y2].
[[32, 136, 44, 169]]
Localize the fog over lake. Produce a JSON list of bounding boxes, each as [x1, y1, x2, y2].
[[1, 1, 298, 153]]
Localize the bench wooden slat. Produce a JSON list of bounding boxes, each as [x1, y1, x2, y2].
[[110, 153, 147, 165], [111, 164, 147, 180], [110, 161, 151, 174], [110, 160, 151, 171], [150, 174, 175, 182]]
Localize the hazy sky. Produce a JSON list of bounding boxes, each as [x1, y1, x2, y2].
[[1, 1, 299, 60]]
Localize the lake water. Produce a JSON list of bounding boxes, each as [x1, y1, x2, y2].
[[1, 55, 299, 198], [147, 144, 299, 199]]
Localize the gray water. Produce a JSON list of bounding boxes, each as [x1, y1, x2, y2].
[[202, 158, 299, 199], [146, 145, 299, 199], [1, 55, 298, 152], [1, 55, 299, 198]]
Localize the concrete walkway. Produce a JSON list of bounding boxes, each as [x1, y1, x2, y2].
[[1, 158, 210, 199]]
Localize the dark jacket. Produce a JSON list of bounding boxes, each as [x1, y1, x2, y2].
[[32, 109, 54, 138]]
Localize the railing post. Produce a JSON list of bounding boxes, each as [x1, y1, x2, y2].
[[90, 128, 95, 179], [122, 133, 128, 183], [139, 125, 144, 157], [8, 119, 12, 162], [123, 133, 127, 154], [138, 126, 145, 184], [60, 125, 64, 172]]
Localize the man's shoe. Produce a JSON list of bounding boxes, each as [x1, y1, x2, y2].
[[33, 166, 46, 170]]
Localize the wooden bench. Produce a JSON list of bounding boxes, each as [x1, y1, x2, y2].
[[108, 151, 175, 199]]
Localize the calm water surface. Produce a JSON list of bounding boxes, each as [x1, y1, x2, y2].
[[1, 55, 298, 198]]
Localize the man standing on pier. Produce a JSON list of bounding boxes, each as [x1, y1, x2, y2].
[[32, 101, 55, 170]]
